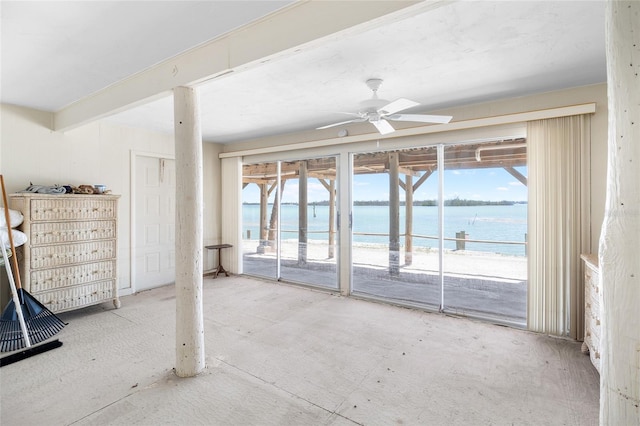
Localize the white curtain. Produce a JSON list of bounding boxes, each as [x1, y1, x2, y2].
[[527, 115, 591, 339]]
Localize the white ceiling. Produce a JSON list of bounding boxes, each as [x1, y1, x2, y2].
[[1, 1, 606, 144]]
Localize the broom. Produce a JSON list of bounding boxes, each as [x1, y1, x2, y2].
[[0, 175, 65, 360], [0, 236, 31, 352]]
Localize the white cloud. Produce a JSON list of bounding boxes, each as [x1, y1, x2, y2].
[[509, 181, 523, 186], [497, 187, 509, 191]]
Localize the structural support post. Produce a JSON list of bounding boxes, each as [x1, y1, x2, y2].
[[405, 174, 414, 266], [257, 182, 269, 253], [318, 178, 337, 259], [389, 153, 400, 276], [267, 179, 284, 251], [599, 2, 640, 423], [298, 161, 308, 266], [173, 86, 205, 377]]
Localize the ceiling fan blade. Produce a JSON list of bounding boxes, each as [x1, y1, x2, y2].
[[371, 119, 395, 135], [316, 118, 365, 130], [386, 113, 453, 124], [378, 98, 420, 115]]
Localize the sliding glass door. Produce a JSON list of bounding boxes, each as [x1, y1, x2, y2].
[[278, 158, 338, 289], [350, 142, 527, 325], [242, 161, 280, 279], [351, 148, 441, 308], [242, 156, 338, 289], [442, 142, 528, 325], [242, 140, 527, 325]]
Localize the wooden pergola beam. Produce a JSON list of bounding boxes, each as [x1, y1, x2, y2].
[[503, 166, 528, 186]]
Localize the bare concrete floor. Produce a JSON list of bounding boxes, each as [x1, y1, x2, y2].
[[1, 276, 599, 425]]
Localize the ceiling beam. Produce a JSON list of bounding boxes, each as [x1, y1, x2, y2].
[[53, 0, 423, 132]]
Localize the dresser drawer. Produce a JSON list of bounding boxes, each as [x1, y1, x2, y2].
[[30, 198, 117, 221], [31, 220, 116, 245], [30, 240, 116, 269], [35, 280, 116, 313], [585, 266, 600, 293], [29, 260, 116, 293]]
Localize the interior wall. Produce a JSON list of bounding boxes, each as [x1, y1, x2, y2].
[[0, 105, 175, 302], [0, 103, 223, 297], [224, 83, 608, 252], [202, 141, 223, 270]]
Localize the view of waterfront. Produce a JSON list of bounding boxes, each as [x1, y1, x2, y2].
[[242, 203, 527, 256]]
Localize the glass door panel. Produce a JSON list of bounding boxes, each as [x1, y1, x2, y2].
[[278, 157, 338, 289], [442, 142, 528, 326], [242, 162, 279, 279], [351, 148, 440, 308]]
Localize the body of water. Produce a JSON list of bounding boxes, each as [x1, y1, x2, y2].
[[242, 203, 527, 256]]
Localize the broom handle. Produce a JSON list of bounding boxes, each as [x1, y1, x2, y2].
[[0, 175, 23, 290], [0, 235, 31, 347]]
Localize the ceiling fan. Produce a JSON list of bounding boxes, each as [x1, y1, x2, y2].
[[317, 78, 452, 135]]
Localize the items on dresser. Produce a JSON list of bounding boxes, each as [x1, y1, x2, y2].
[[580, 253, 601, 374], [9, 193, 120, 313]]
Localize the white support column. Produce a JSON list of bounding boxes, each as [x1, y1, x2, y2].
[[338, 153, 352, 296], [174, 86, 205, 377], [599, 1, 640, 423]]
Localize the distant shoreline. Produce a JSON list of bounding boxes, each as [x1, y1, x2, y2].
[[243, 199, 528, 207]]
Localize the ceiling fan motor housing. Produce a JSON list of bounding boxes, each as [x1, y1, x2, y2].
[[360, 98, 390, 113], [366, 78, 384, 92]]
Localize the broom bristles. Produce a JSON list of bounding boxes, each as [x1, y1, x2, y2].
[[0, 320, 25, 352], [0, 291, 66, 352], [0, 311, 66, 352], [25, 310, 66, 343], [0, 310, 65, 352]]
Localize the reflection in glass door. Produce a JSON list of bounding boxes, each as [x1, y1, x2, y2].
[[241, 157, 338, 290]]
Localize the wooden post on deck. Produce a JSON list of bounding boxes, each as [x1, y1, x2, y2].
[[389, 153, 400, 276], [319, 178, 337, 259], [267, 180, 284, 250], [328, 179, 336, 259], [257, 182, 269, 253], [405, 174, 413, 266], [173, 86, 205, 378], [298, 161, 308, 266]]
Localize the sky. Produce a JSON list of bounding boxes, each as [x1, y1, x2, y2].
[[243, 166, 528, 203]]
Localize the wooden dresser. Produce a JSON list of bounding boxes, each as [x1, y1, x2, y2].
[[9, 193, 120, 313], [581, 253, 601, 373]]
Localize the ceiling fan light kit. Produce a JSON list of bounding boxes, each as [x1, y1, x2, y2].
[[317, 78, 452, 135]]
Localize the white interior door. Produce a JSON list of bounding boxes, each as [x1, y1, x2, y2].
[[134, 155, 175, 291]]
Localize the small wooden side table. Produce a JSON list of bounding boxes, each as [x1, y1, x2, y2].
[[204, 244, 232, 278]]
